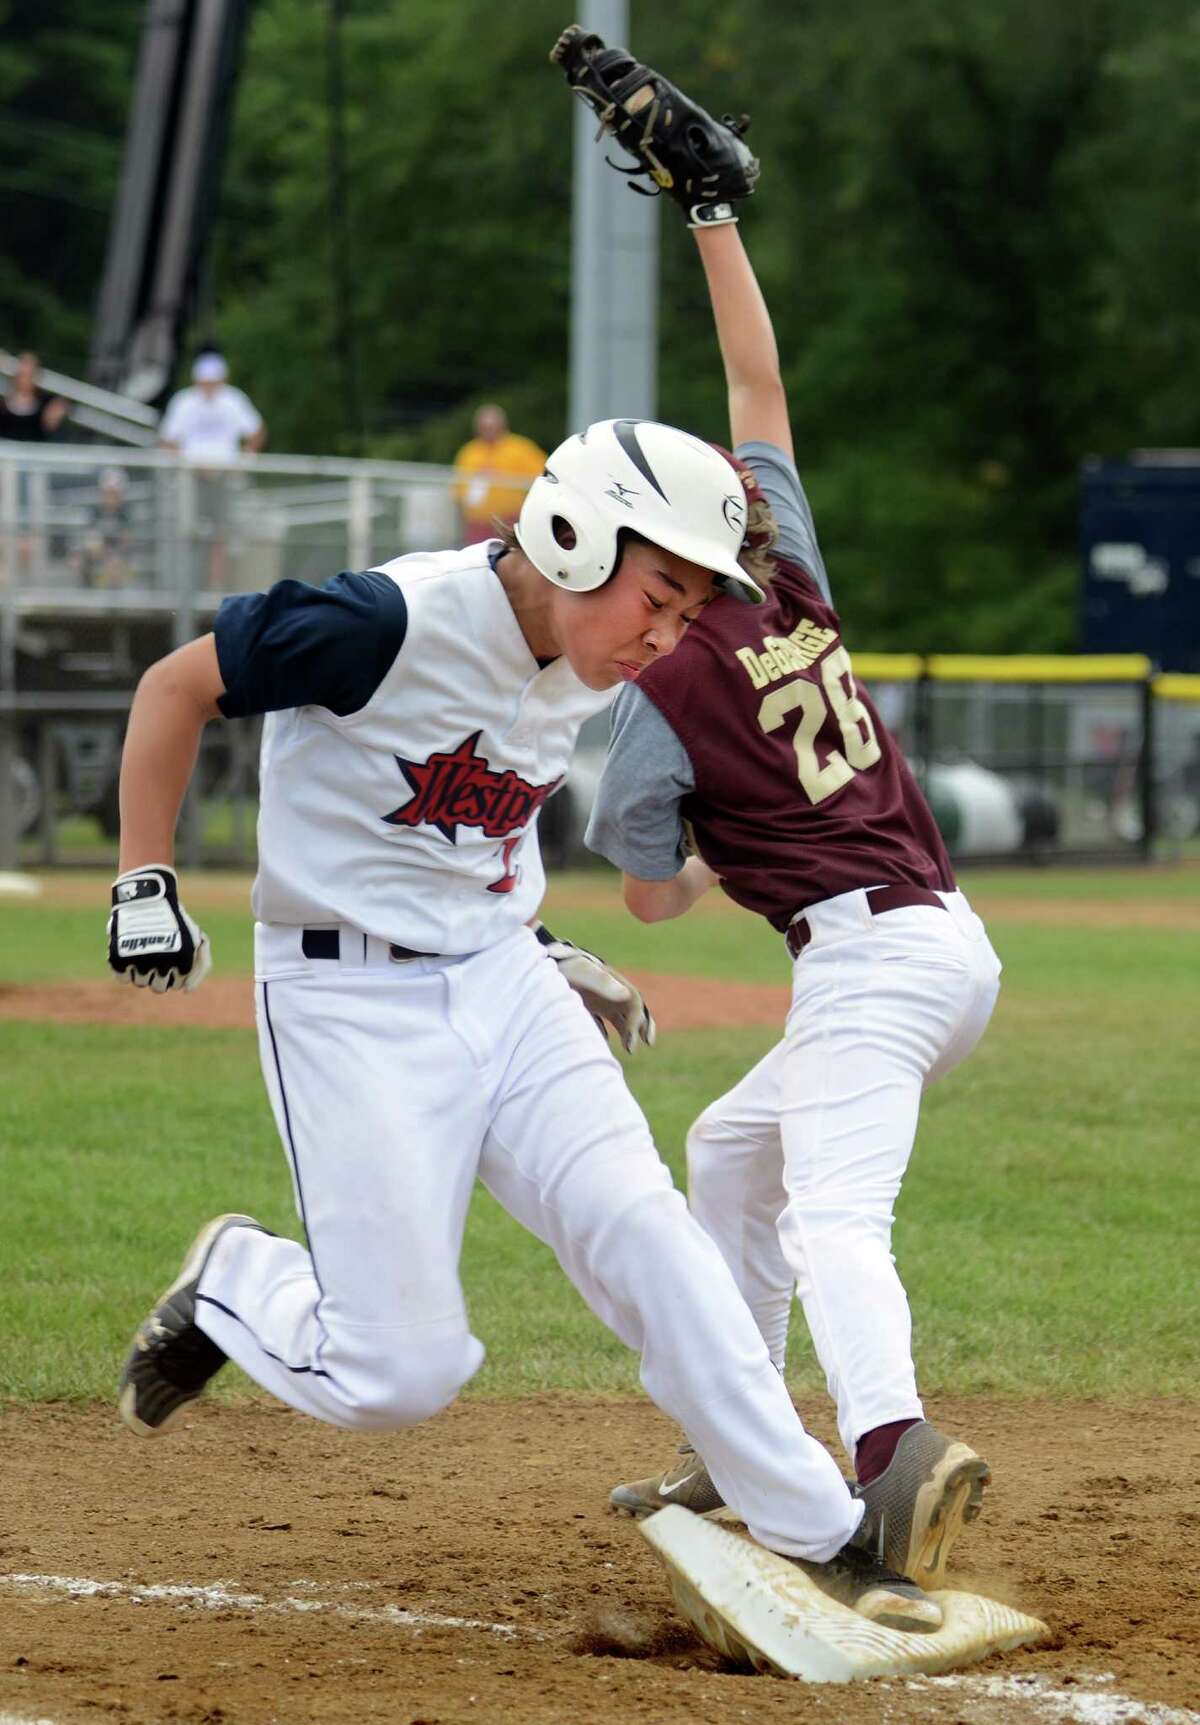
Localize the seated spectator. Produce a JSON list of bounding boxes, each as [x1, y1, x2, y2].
[[77, 467, 133, 588], [452, 404, 545, 544]]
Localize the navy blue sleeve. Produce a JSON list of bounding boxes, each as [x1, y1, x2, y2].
[[214, 570, 408, 718]]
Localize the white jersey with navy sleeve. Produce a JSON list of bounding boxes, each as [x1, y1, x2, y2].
[[250, 544, 614, 953], [129, 531, 870, 1576]]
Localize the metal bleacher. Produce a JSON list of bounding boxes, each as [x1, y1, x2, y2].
[[0, 437, 463, 869]]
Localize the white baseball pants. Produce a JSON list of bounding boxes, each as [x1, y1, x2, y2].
[[194, 922, 862, 1562], [685, 887, 1001, 1466]]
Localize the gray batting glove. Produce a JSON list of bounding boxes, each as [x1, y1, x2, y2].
[[533, 921, 656, 1054], [107, 865, 212, 994]]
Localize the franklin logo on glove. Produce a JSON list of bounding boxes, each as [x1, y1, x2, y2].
[[107, 865, 212, 994]]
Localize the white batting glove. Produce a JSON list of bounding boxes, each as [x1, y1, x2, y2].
[[533, 921, 656, 1055], [107, 865, 212, 994]]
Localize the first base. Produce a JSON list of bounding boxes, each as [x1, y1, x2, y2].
[[640, 1505, 1048, 1682]]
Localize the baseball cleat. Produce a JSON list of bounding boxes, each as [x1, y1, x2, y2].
[[853, 1421, 990, 1590], [118, 1213, 266, 1436], [796, 1539, 944, 1633], [609, 1442, 727, 1519]]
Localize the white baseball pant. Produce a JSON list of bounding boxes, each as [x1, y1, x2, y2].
[[194, 921, 862, 1562], [685, 887, 1001, 1465]]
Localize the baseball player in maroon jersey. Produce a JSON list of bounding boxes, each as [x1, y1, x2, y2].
[[587, 217, 1001, 1589]]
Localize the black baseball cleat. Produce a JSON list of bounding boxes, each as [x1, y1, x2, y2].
[[118, 1213, 267, 1436], [796, 1540, 944, 1633]]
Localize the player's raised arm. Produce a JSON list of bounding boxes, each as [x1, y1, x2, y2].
[[692, 224, 793, 459], [551, 23, 782, 457]]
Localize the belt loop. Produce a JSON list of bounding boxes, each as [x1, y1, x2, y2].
[[342, 930, 369, 968]]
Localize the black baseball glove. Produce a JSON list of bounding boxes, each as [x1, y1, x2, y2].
[[550, 24, 759, 228]]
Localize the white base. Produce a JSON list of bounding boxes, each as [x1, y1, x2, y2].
[[0, 872, 40, 896], [640, 1505, 1048, 1683]]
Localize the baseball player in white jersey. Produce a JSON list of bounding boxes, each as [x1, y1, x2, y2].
[[107, 416, 945, 1631]]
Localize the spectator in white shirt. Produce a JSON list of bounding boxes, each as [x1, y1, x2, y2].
[[159, 353, 266, 463], [160, 353, 266, 590]]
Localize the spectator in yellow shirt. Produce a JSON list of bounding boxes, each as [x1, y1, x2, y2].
[[453, 405, 546, 543]]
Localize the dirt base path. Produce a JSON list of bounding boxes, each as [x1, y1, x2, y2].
[[0, 971, 790, 1035], [2, 1396, 1196, 1725]]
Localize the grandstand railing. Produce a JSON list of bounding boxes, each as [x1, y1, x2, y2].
[[0, 443, 465, 869], [0, 442, 463, 611]]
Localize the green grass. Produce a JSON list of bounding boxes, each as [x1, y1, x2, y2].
[[960, 861, 1200, 900], [0, 902, 258, 982], [18, 800, 257, 868], [0, 865, 1197, 1404]]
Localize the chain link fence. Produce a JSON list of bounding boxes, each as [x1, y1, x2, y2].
[[855, 655, 1200, 863]]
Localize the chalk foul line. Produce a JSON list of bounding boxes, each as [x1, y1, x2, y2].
[[896, 1672, 1200, 1725], [5, 1574, 1195, 1723], [1, 1571, 517, 1638]]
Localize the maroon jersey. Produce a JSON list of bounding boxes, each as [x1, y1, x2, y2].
[[635, 558, 955, 931]]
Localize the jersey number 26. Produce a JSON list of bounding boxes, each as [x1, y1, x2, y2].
[[757, 645, 881, 804]]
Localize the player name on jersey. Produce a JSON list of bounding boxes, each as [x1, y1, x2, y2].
[[735, 618, 839, 688]]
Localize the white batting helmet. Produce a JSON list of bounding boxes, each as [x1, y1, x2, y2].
[[515, 418, 765, 604]]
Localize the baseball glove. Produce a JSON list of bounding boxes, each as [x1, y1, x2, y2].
[[550, 24, 759, 227], [533, 920, 656, 1055]]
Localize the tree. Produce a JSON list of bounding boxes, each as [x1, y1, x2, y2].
[[8, 0, 1200, 650], [0, 0, 142, 368]]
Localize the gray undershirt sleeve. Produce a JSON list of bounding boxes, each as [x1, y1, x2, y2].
[[736, 438, 832, 604], [585, 684, 695, 880]]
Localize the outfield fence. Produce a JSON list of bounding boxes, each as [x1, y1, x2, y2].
[[855, 654, 1200, 865]]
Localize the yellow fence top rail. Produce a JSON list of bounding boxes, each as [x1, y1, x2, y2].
[[925, 654, 1152, 683], [1152, 673, 1200, 702], [853, 653, 925, 682]]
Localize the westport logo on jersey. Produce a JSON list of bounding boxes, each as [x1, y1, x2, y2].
[[384, 732, 560, 844]]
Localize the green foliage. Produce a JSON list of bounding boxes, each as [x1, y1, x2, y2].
[[8, 0, 1200, 644], [213, 0, 574, 458], [0, 0, 141, 367]]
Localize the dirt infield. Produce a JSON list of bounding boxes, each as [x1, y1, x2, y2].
[[2, 1395, 1196, 1725], [0, 971, 790, 1035]]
